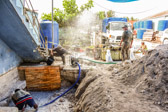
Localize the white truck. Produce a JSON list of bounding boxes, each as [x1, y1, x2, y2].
[[101, 17, 132, 45]]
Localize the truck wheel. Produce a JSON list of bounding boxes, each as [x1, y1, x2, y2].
[[163, 38, 168, 44]]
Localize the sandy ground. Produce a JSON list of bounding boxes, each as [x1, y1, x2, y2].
[[29, 88, 76, 112]]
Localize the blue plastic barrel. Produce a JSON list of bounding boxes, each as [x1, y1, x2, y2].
[[137, 22, 140, 29], [158, 20, 168, 31], [137, 29, 146, 39], [134, 22, 138, 29], [40, 20, 59, 48], [133, 22, 136, 29], [142, 21, 145, 28], [144, 20, 153, 29], [140, 21, 144, 28]]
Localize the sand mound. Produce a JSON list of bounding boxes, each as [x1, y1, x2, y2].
[[75, 45, 168, 112]]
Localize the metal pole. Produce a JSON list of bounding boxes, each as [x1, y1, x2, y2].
[[52, 0, 54, 47]]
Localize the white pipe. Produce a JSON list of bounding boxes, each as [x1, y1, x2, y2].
[[52, 0, 54, 47]]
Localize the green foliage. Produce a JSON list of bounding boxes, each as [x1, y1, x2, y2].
[[123, 16, 139, 21], [63, 0, 79, 14], [98, 11, 106, 20], [80, 0, 94, 12], [107, 10, 115, 18], [97, 10, 115, 20], [41, 0, 94, 27]]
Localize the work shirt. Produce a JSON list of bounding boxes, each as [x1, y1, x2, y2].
[[12, 90, 30, 101], [53, 45, 67, 56], [12, 90, 31, 105], [122, 30, 133, 45]]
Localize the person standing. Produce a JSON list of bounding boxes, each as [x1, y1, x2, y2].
[[120, 25, 133, 61]]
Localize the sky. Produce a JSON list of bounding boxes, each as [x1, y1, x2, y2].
[[30, 0, 168, 20]]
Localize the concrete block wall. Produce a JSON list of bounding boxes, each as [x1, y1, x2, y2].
[[0, 39, 22, 75], [61, 66, 90, 83]]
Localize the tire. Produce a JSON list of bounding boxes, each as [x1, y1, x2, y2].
[[163, 38, 168, 44]]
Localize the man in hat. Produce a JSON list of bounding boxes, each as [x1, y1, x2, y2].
[[120, 25, 133, 61]]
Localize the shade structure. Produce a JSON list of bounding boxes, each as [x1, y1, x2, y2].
[[107, 0, 138, 3]]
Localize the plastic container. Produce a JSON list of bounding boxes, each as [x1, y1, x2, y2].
[[106, 49, 113, 62], [140, 21, 144, 28], [144, 20, 153, 29], [101, 48, 107, 61], [137, 22, 140, 29], [40, 20, 59, 48], [158, 20, 168, 31], [133, 22, 137, 29], [137, 29, 146, 39], [110, 46, 122, 61]]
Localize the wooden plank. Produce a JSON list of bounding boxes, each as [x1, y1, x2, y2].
[[18, 66, 61, 91]]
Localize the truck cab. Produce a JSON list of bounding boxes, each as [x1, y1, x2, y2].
[[101, 17, 132, 45]]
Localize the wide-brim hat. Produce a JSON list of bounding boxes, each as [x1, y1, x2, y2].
[[122, 25, 128, 28]]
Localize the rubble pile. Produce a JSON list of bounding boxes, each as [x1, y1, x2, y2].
[[75, 45, 168, 112]]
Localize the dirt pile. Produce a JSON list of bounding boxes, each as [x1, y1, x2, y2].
[[75, 45, 168, 112], [121, 45, 168, 110]]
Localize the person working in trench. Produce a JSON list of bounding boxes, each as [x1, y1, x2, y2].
[[11, 89, 38, 111], [120, 25, 133, 61], [50, 45, 69, 65]]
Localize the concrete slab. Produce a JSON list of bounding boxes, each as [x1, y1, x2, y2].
[[0, 68, 26, 106], [0, 107, 18, 112]]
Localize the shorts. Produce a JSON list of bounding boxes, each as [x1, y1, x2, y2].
[[16, 95, 36, 110]]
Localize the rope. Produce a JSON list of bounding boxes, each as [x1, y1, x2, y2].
[[38, 62, 81, 109], [80, 58, 117, 64]]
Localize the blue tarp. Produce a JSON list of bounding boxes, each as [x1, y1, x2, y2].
[[107, 0, 138, 3], [102, 17, 127, 33]]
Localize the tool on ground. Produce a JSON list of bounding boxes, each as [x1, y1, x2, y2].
[[46, 56, 54, 65], [71, 56, 79, 67], [0, 96, 10, 102]]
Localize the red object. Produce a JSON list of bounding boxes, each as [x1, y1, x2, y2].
[[80, 49, 84, 52], [16, 97, 32, 106]]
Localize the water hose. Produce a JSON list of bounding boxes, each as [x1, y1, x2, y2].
[[80, 58, 117, 64], [38, 62, 81, 109]]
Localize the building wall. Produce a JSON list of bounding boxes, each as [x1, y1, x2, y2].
[[0, 39, 22, 75]]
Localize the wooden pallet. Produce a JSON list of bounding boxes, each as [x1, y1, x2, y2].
[[18, 66, 61, 91]]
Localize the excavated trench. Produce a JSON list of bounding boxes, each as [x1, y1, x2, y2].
[[1, 45, 168, 112], [74, 45, 168, 112]]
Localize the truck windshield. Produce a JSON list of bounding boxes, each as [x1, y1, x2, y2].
[[110, 22, 125, 31]]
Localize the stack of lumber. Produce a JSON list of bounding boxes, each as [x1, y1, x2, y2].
[[143, 30, 153, 41]]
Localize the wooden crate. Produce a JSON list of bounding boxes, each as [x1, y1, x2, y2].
[[18, 66, 61, 91]]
